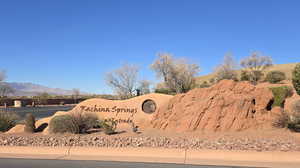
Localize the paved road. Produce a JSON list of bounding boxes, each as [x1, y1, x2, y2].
[[0, 158, 253, 168]]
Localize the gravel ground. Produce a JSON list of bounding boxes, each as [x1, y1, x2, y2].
[[0, 133, 299, 152]]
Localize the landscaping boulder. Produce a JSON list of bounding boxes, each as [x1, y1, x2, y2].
[[151, 80, 280, 132]]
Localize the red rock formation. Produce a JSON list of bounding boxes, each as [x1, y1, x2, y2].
[[151, 80, 282, 132]]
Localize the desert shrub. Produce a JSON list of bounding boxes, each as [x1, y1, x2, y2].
[[49, 115, 79, 134], [291, 100, 300, 115], [199, 81, 210, 88], [24, 113, 35, 133], [273, 113, 289, 128], [292, 63, 300, 96], [209, 78, 216, 84], [154, 88, 175, 95], [269, 86, 293, 107], [240, 52, 272, 82], [98, 120, 117, 135], [251, 70, 264, 83], [240, 70, 264, 83], [265, 71, 286, 84], [70, 110, 98, 133], [240, 71, 250, 81], [0, 112, 19, 132], [287, 114, 300, 132], [215, 67, 238, 82], [214, 54, 238, 82], [273, 113, 300, 132]]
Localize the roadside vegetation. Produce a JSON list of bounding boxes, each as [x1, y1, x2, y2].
[[269, 86, 293, 107], [292, 63, 300, 96], [214, 53, 238, 82], [265, 71, 286, 84], [48, 111, 117, 135], [49, 115, 80, 134], [24, 113, 35, 133], [0, 70, 14, 103], [151, 53, 200, 94], [272, 63, 300, 132], [0, 111, 19, 132], [273, 110, 300, 132]]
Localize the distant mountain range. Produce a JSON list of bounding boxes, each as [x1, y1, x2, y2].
[[5, 82, 83, 96]]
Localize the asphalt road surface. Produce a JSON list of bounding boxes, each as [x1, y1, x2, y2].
[[0, 158, 254, 168]]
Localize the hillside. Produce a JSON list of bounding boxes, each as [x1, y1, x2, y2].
[[196, 63, 298, 84]]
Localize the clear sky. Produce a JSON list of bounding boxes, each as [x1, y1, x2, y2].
[[0, 0, 299, 94]]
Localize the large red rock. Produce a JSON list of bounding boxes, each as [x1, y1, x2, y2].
[[151, 80, 280, 132], [284, 94, 300, 115]]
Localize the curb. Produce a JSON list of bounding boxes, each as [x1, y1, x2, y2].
[[186, 149, 300, 168], [67, 147, 186, 164], [0, 146, 68, 159], [0, 146, 300, 168]]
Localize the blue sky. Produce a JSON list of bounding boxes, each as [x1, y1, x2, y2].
[[0, 0, 299, 94]]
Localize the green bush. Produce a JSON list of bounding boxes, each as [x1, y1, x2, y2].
[[292, 63, 300, 96], [240, 71, 250, 81], [209, 78, 216, 84], [215, 69, 238, 82], [240, 70, 263, 84], [287, 114, 300, 132], [0, 112, 19, 132], [272, 113, 289, 128], [291, 100, 300, 115], [273, 113, 300, 132], [269, 86, 293, 107], [49, 115, 79, 134], [98, 120, 117, 135], [251, 70, 264, 83], [199, 81, 210, 88], [24, 113, 35, 133], [70, 111, 98, 133], [265, 71, 286, 83], [154, 88, 175, 95]]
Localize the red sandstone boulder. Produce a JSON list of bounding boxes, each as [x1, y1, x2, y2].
[[151, 80, 281, 132], [284, 94, 300, 115]]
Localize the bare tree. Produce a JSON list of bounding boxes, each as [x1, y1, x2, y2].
[[35, 92, 50, 105], [151, 53, 200, 93], [0, 70, 6, 82], [0, 70, 14, 98], [214, 53, 238, 81], [151, 53, 174, 83], [106, 64, 139, 99], [240, 52, 273, 83], [240, 52, 272, 71], [138, 80, 151, 95], [72, 88, 80, 104], [0, 83, 14, 98]]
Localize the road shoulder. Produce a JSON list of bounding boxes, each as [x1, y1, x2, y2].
[[0, 146, 300, 168]]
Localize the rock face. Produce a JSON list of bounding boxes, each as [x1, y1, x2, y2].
[[151, 80, 281, 132]]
